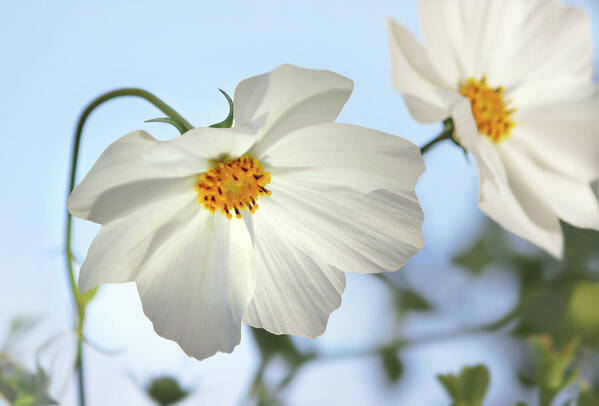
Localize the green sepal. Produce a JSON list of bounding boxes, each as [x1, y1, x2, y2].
[[78, 286, 99, 308], [145, 117, 188, 135], [209, 89, 234, 128]]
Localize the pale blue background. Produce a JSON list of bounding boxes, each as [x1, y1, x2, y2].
[[0, 0, 598, 405]]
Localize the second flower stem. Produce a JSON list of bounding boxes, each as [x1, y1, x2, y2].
[[65, 88, 193, 406]]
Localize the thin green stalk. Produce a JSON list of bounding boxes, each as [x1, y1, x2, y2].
[[420, 118, 455, 154], [65, 88, 193, 406]]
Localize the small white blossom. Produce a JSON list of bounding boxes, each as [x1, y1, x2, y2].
[[388, 0, 599, 257]]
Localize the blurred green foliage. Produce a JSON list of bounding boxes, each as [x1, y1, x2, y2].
[[146, 376, 189, 406], [245, 220, 599, 404], [437, 364, 490, 406], [528, 335, 580, 406], [379, 345, 403, 383], [0, 358, 57, 406], [452, 221, 599, 405], [0, 318, 57, 405]]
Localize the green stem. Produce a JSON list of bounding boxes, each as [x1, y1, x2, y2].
[[65, 88, 193, 406], [420, 118, 455, 154]]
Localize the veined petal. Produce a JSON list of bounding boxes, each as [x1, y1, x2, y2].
[[386, 17, 449, 123], [67, 130, 206, 224], [234, 64, 353, 156], [504, 0, 593, 87], [172, 127, 257, 161], [78, 191, 198, 292], [502, 139, 599, 232], [262, 181, 424, 274], [136, 211, 255, 360], [258, 123, 424, 194], [513, 95, 599, 182], [243, 208, 345, 337], [418, 0, 464, 87], [449, 96, 563, 257], [402, 94, 451, 124]]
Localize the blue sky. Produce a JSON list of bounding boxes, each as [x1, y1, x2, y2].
[[0, 0, 598, 404]]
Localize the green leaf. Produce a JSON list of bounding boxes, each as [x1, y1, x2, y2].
[[4, 317, 41, 350], [528, 335, 581, 405], [209, 89, 234, 128], [578, 389, 599, 406], [437, 374, 461, 400], [395, 288, 432, 314], [562, 223, 599, 263], [568, 281, 599, 331], [437, 364, 490, 406], [251, 328, 308, 366], [145, 117, 187, 135], [453, 239, 495, 275], [379, 346, 403, 383], [147, 376, 188, 406], [0, 358, 58, 405], [459, 365, 490, 405]]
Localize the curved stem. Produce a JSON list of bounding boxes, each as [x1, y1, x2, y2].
[[420, 118, 455, 154], [65, 88, 193, 406]]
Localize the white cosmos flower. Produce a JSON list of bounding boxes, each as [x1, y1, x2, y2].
[[67, 64, 425, 360], [388, 0, 599, 257]]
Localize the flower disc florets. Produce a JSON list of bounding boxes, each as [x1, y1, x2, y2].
[[460, 76, 516, 142], [195, 154, 271, 219]]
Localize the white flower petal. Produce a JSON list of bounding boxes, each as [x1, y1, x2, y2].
[[418, 0, 465, 87], [136, 212, 255, 360], [243, 209, 345, 337], [234, 64, 353, 156], [261, 181, 423, 274], [505, 0, 593, 87], [512, 96, 599, 182], [449, 96, 563, 257], [173, 127, 257, 161], [502, 139, 599, 232], [258, 123, 424, 194], [402, 94, 451, 124], [386, 17, 449, 123], [78, 192, 198, 292], [67, 130, 206, 224]]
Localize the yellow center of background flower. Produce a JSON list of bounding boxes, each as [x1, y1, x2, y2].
[[460, 76, 516, 142], [195, 155, 271, 219]]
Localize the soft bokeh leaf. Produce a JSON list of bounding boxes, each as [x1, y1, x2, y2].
[[459, 365, 490, 405], [578, 389, 599, 406], [379, 346, 403, 383], [437, 374, 461, 400], [437, 364, 490, 406], [251, 328, 309, 366], [453, 239, 494, 275], [568, 282, 599, 332], [529, 335, 581, 406], [0, 357, 58, 406], [395, 288, 432, 315], [147, 376, 188, 406]]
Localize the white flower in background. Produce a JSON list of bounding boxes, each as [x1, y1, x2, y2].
[[387, 0, 599, 257], [67, 64, 425, 360]]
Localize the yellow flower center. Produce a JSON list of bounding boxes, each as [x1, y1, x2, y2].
[[195, 155, 271, 219], [459, 76, 516, 142]]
